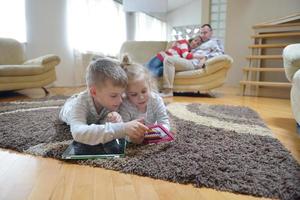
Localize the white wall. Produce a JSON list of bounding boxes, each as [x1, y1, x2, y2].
[[167, 0, 201, 27], [25, 0, 75, 87], [225, 0, 300, 87]]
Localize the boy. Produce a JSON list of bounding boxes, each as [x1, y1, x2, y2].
[[59, 57, 148, 145]]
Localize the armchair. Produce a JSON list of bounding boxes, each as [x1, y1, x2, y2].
[[283, 44, 300, 133], [0, 38, 60, 95]]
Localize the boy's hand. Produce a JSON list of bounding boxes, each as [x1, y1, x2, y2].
[[124, 120, 149, 144], [106, 112, 123, 123]]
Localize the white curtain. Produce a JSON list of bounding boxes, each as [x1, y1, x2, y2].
[[67, 0, 126, 56], [67, 0, 126, 85], [0, 0, 27, 42], [134, 12, 167, 41]]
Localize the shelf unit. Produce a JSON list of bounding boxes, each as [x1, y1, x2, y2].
[[240, 16, 300, 97]]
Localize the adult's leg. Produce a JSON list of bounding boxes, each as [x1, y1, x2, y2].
[[163, 56, 194, 89]]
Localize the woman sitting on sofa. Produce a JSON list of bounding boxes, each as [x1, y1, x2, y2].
[[145, 36, 203, 77]]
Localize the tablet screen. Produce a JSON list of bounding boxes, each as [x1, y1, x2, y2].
[[62, 139, 126, 159]]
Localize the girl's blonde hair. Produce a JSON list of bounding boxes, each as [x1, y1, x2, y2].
[[120, 54, 158, 92]]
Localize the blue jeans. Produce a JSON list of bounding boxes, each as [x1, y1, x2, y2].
[[145, 56, 163, 77]]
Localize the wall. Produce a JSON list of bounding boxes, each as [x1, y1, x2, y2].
[[25, 0, 75, 87], [167, 0, 202, 27], [225, 0, 300, 89]]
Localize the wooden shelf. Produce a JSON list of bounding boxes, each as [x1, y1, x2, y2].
[[242, 67, 285, 72], [253, 22, 300, 29], [248, 43, 289, 49], [241, 17, 297, 97], [240, 81, 291, 87], [246, 55, 282, 60], [251, 32, 300, 38]]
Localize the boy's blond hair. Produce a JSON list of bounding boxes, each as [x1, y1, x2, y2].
[[86, 57, 128, 89], [120, 54, 158, 92]]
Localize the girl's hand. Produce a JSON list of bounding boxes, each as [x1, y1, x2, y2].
[[124, 120, 149, 144], [106, 112, 123, 123]]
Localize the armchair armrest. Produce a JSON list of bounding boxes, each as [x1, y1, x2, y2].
[[204, 54, 233, 74], [24, 54, 60, 66], [283, 44, 300, 82], [0, 64, 47, 76]]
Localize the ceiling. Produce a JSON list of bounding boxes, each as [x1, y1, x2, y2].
[[167, 0, 195, 12], [121, 0, 196, 13]]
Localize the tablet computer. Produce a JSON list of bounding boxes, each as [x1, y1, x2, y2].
[[62, 139, 126, 160], [143, 124, 174, 144]]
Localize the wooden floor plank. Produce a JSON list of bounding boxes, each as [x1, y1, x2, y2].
[[93, 168, 115, 200], [174, 184, 202, 200], [152, 179, 185, 200], [70, 165, 95, 200], [27, 159, 63, 200], [0, 151, 18, 177], [0, 155, 41, 200], [131, 175, 160, 200], [111, 171, 138, 200], [49, 163, 77, 200]]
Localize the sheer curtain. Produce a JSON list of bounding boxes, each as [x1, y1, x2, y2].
[[0, 0, 27, 42], [67, 0, 126, 85], [67, 0, 126, 55], [134, 12, 167, 41]]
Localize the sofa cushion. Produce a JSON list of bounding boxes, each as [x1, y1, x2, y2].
[[119, 41, 167, 64], [0, 38, 25, 65]]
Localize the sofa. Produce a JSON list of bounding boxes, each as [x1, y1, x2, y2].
[[0, 38, 60, 93], [283, 43, 300, 133], [119, 41, 233, 93]]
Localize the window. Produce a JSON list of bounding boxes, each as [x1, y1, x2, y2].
[[0, 0, 27, 42], [171, 25, 200, 41], [210, 0, 227, 45], [134, 12, 167, 41], [67, 0, 126, 56]]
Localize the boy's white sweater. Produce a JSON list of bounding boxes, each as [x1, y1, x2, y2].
[[59, 90, 125, 145]]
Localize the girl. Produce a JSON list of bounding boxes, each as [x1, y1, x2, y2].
[[118, 55, 170, 131], [145, 36, 203, 77]]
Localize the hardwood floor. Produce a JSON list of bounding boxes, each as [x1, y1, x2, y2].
[[0, 86, 299, 200]]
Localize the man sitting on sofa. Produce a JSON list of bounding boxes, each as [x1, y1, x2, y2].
[[161, 24, 224, 97]]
